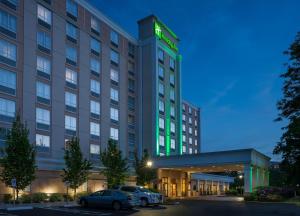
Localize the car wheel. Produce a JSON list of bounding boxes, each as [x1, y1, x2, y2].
[[112, 201, 121, 211], [80, 199, 88, 208], [140, 198, 148, 207]]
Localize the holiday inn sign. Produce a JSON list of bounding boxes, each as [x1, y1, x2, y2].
[[154, 21, 179, 52]]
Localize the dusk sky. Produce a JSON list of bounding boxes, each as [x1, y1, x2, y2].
[[88, 0, 300, 160]]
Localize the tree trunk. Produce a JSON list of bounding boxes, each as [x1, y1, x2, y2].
[[16, 189, 19, 201], [74, 188, 76, 200]]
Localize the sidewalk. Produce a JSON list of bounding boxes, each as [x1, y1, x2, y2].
[[0, 201, 79, 210], [171, 195, 244, 202]]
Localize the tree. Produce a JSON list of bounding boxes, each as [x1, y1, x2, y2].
[[0, 115, 36, 200], [100, 139, 128, 188], [273, 32, 300, 185], [62, 137, 92, 198], [134, 149, 157, 186]]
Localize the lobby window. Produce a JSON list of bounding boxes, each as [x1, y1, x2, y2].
[[171, 138, 175, 150], [159, 99, 164, 113], [65, 91, 77, 112], [128, 79, 134, 93], [90, 58, 100, 76], [1, 0, 18, 10], [189, 127, 192, 134], [65, 68, 77, 88], [110, 49, 119, 65], [110, 30, 119, 46], [182, 114, 186, 121], [66, 46, 77, 65], [90, 37, 100, 56], [0, 39, 16, 66], [37, 4, 51, 29], [158, 65, 164, 79], [37, 56, 51, 79], [65, 115, 76, 134], [170, 104, 175, 118], [110, 107, 119, 122], [170, 57, 175, 70], [66, 22, 77, 42], [90, 144, 100, 159], [36, 134, 50, 152], [0, 68, 16, 95], [158, 49, 164, 62], [36, 81, 50, 104], [189, 117, 192, 124], [158, 82, 164, 96], [110, 127, 119, 141], [110, 68, 119, 84], [182, 124, 186, 132], [171, 122, 175, 133], [159, 117, 164, 130], [182, 134, 186, 142], [189, 137, 192, 145], [66, 0, 78, 20], [183, 145, 186, 153], [90, 100, 100, 119], [90, 79, 100, 97], [0, 97, 15, 122], [0, 9, 16, 38], [110, 88, 119, 102], [170, 88, 175, 101], [128, 42, 134, 58], [159, 135, 164, 146], [37, 31, 51, 53], [170, 73, 175, 86], [36, 107, 50, 130], [128, 96, 135, 111], [90, 122, 100, 139], [91, 17, 100, 34]]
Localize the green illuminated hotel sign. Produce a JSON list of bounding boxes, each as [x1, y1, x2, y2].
[[154, 21, 178, 52]]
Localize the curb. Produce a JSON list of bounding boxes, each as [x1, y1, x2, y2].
[[6, 206, 33, 211]]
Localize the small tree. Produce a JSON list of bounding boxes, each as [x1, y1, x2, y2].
[[0, 115, 36, 200], [100, 139, 128, 188], [62, 137, 92, 198], [134, 149, 157, 186]]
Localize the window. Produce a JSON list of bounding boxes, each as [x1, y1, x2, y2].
[[66, 0, 77, 19], [90, 144, 100, 157], [91, 17, 99, 33], [37, 4, 51, 27], [2, 0, 18, 10], [37, 56, 51, 78], [170, 104, 175, 117], [182, 104, 186, 111], [36, 108, 50, 129], [171, 122, 175, 133], [128, 42, 135, 57], [159, 135, 164, 146], [189, 148, 192, 154], [158, 65, 164, 78], [110, 127, 118, 141], [65, 68, 77, 87], [36, 81, 50, 104], [128, 114, 135, 127], [65, 91, 77, 111], [0, 39, 16, 66], [37, 31, 51, 51], [170, 57, 175, 70], [159, 117, 164, 129], [170, 73, 175, 85], [0, 97, 15, 122], [66, 22, 77, 41], [66, 46, 77, 64], [65, 115, 76, 131], [110, 49, 119, 65], [159, 100, 164, 112], [195, 139, 198, 146], [189, 127, 192, 134], [0, 9, 16, 37], [110, 107, 119, 122], [189, 117, 192, 124], [171, 138, 175, 149], [128, 79, 134, 92], [195, 130, 198, 136], [36, 134, 50, 151], [90, 122, 100, 137], [90, 79, 100, 96], [182, 114, 186, 121], [189, 137, 192, 144], [0, 68, 16, 95], [110, 30, 118, 45], [170, 88, 175, 101], [183, 145, 186, 153], [158, 49, 164, 62], [90, 58, 100, 75], [110, 68, 119, 83], [189, 107, 192, 114], [90, 100, 100, 117], [110, 88, 118, 102], [91, 37, 100, 55], [128, 96, 135, 110], [159, 82, 164, 95], [183, 134, 186, 142], [195, 149, 198, 154], [128, 61, 134, 74], [182, 124, 186, 132]]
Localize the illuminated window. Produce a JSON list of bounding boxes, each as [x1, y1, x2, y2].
[[159, 100, 164, 112], [37, 4, 51, 26], [171, 138, 175, 149], [170, 122, 175, 133], [110, 88, 119, 102], [110, 107, 119, 121], [159, 117, 164, 129], [110, 127, 119, 141], [159, 135, 165, 146]]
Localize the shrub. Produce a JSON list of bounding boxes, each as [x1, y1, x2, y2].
[[20, 194, 31, 203], [244, 192, 257, 201], [31, 193, 48, 203], [49, 193, 63, 202], [3, 194, 12, 203], [63, 194, 74, 201], [225, 189, 238, 196]]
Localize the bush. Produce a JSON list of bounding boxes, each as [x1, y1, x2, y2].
[[20, 194, 31, 203], [63, 194, 74, 201], [31, 193, 48, 203], [49, 193, 63, 202], [75, 191, 89, 200], [3, 194, 12, 203], [244, 193, 257, 201], [225, 189, 238, 196]]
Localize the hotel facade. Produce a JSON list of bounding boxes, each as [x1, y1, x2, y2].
[[0, 0, 269, 198]]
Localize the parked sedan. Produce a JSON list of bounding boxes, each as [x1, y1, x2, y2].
[[79, 189, 139, 210]]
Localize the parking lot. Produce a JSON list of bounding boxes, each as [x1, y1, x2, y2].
[[1, 200, 300, 216]]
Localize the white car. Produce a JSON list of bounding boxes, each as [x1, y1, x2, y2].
[[115, 186, 163, 207]]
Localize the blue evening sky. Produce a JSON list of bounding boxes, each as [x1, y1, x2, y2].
[[87, 0, 300, 160]]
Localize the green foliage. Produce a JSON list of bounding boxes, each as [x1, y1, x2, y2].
[[244, 193, 257, 201], [31, 192, 48, 203], [134, 149, 157, 186], [0, 115, 36, 200], [20, 194, 32, 203], [225, 189, 239, 196], [49, 193, 63, 202], [63, 193, 74, 201], [274, 32, 300, 186], [62, 137, 92, 198], [3, 194, 12, 203], [100, 139, 129, 188]]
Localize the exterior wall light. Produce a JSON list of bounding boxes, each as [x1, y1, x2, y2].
[[146, 161, 153, 167]]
